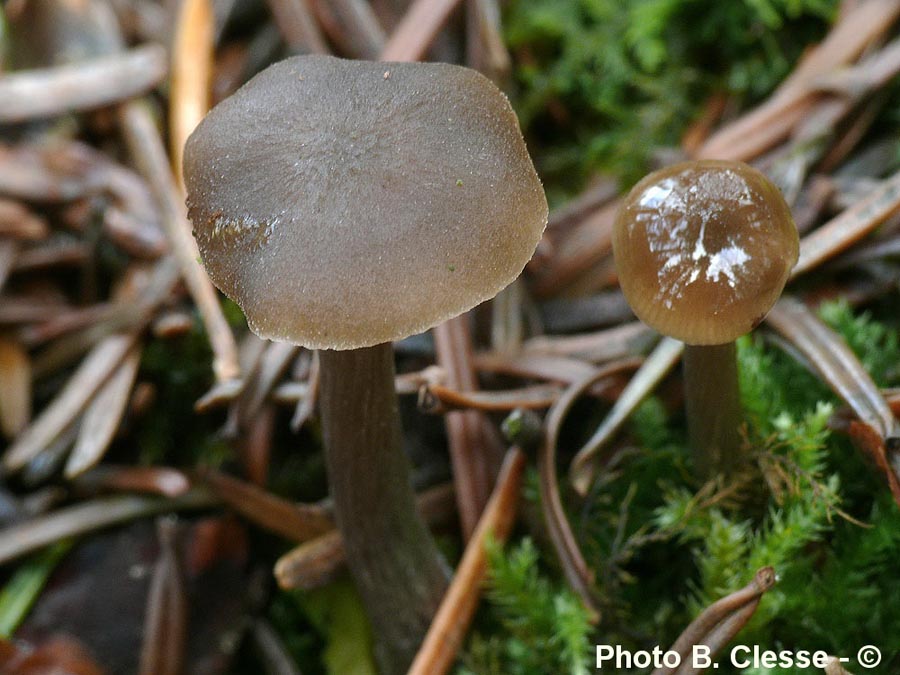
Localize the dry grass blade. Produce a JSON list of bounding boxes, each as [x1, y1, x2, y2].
[[170, 0, 214, 191], [539, 358, 643, 620], [380, 0, 463, 61], [3, 333, 137, 472], [139, 518, 187, 675], [652, 567, 777, 675], [408, 447, 526, 675], [434, 317, 497, 540], [766, 296, 899, 441], [197, 468, 334, 541], [0, 44, 167, 123], [118, 102, 240, 384], [0, 489, 215, 565], [0, 337, 31, 438], [570, 337, 683, 495], [792, 168, 900, 277], [65, 344, 142, 478]]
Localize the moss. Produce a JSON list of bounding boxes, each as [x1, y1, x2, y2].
[[504, 0, 837, 196], [463, 301, 900, 674]]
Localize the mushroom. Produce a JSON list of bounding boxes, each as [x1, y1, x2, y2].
[[612, 160, 798, 477], [183, 55, 547, 672]]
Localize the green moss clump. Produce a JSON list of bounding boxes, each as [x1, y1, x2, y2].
[[504, 0, 837, 196], [463, 302, 900, 673]]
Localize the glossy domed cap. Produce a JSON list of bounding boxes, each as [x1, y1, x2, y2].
[[612, 160, 798, 345], [184, 55, 548, 350]]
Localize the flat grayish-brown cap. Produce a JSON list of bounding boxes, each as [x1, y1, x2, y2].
[[613, 160, 799, 345], [184, 55, 547, 350]]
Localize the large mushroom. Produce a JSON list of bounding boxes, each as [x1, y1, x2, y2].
[[613, 160, 798, 477], [183, 55, 547, 672]]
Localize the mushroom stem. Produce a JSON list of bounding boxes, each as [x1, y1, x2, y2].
[[682, 342, 744, 478], [318, 343, 449, 674]]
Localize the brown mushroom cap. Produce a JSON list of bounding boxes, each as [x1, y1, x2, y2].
[[184, 55, 547, 350], [612, 160, 798, 345]]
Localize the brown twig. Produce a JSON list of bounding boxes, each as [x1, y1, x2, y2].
[[419, 382, 562, 413], [766, 296, 899, 441], [197, 467, 334, 541], [824, 656, 856, 674], [570, 337, 683, 495], [696, 0, 900, 160], [139, 517, 188, 675], [274, 483, 457, 590], [380, 0, 463, 61], [309, 0, 385, 58], [652, 567, 777, 675], [73, 465, 192, 498], [252, 619, 304, 675], [3, 333, 137, 472], [65, 344, 142, 478], [465, 0, 510, 83], [0, 337, 31, 438], [433, 317, 498, 540], [539, 358, 644, 619], [408, 447, 526, 675], [117, 102, 241, 383], [0, 199, 49, 239], [523, 322, 656, 363], [792, 168, 900, 277], [0, 44, 167, 123], [0, 489, 216, 565], [170, 0, 214, 191], [266, 0, 330, 54], [274, 529, 345, 590], [529, 200, 618, 298], [474, 351, 633, 400], [235, 342, 298, 431]]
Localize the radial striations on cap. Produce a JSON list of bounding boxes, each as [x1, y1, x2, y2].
[[184, 55, 548, 350], [612, 160, 798, 345]]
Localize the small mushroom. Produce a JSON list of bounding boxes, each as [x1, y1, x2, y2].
[[184, 55, 547, 672], [613, 160, 798, 477]]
